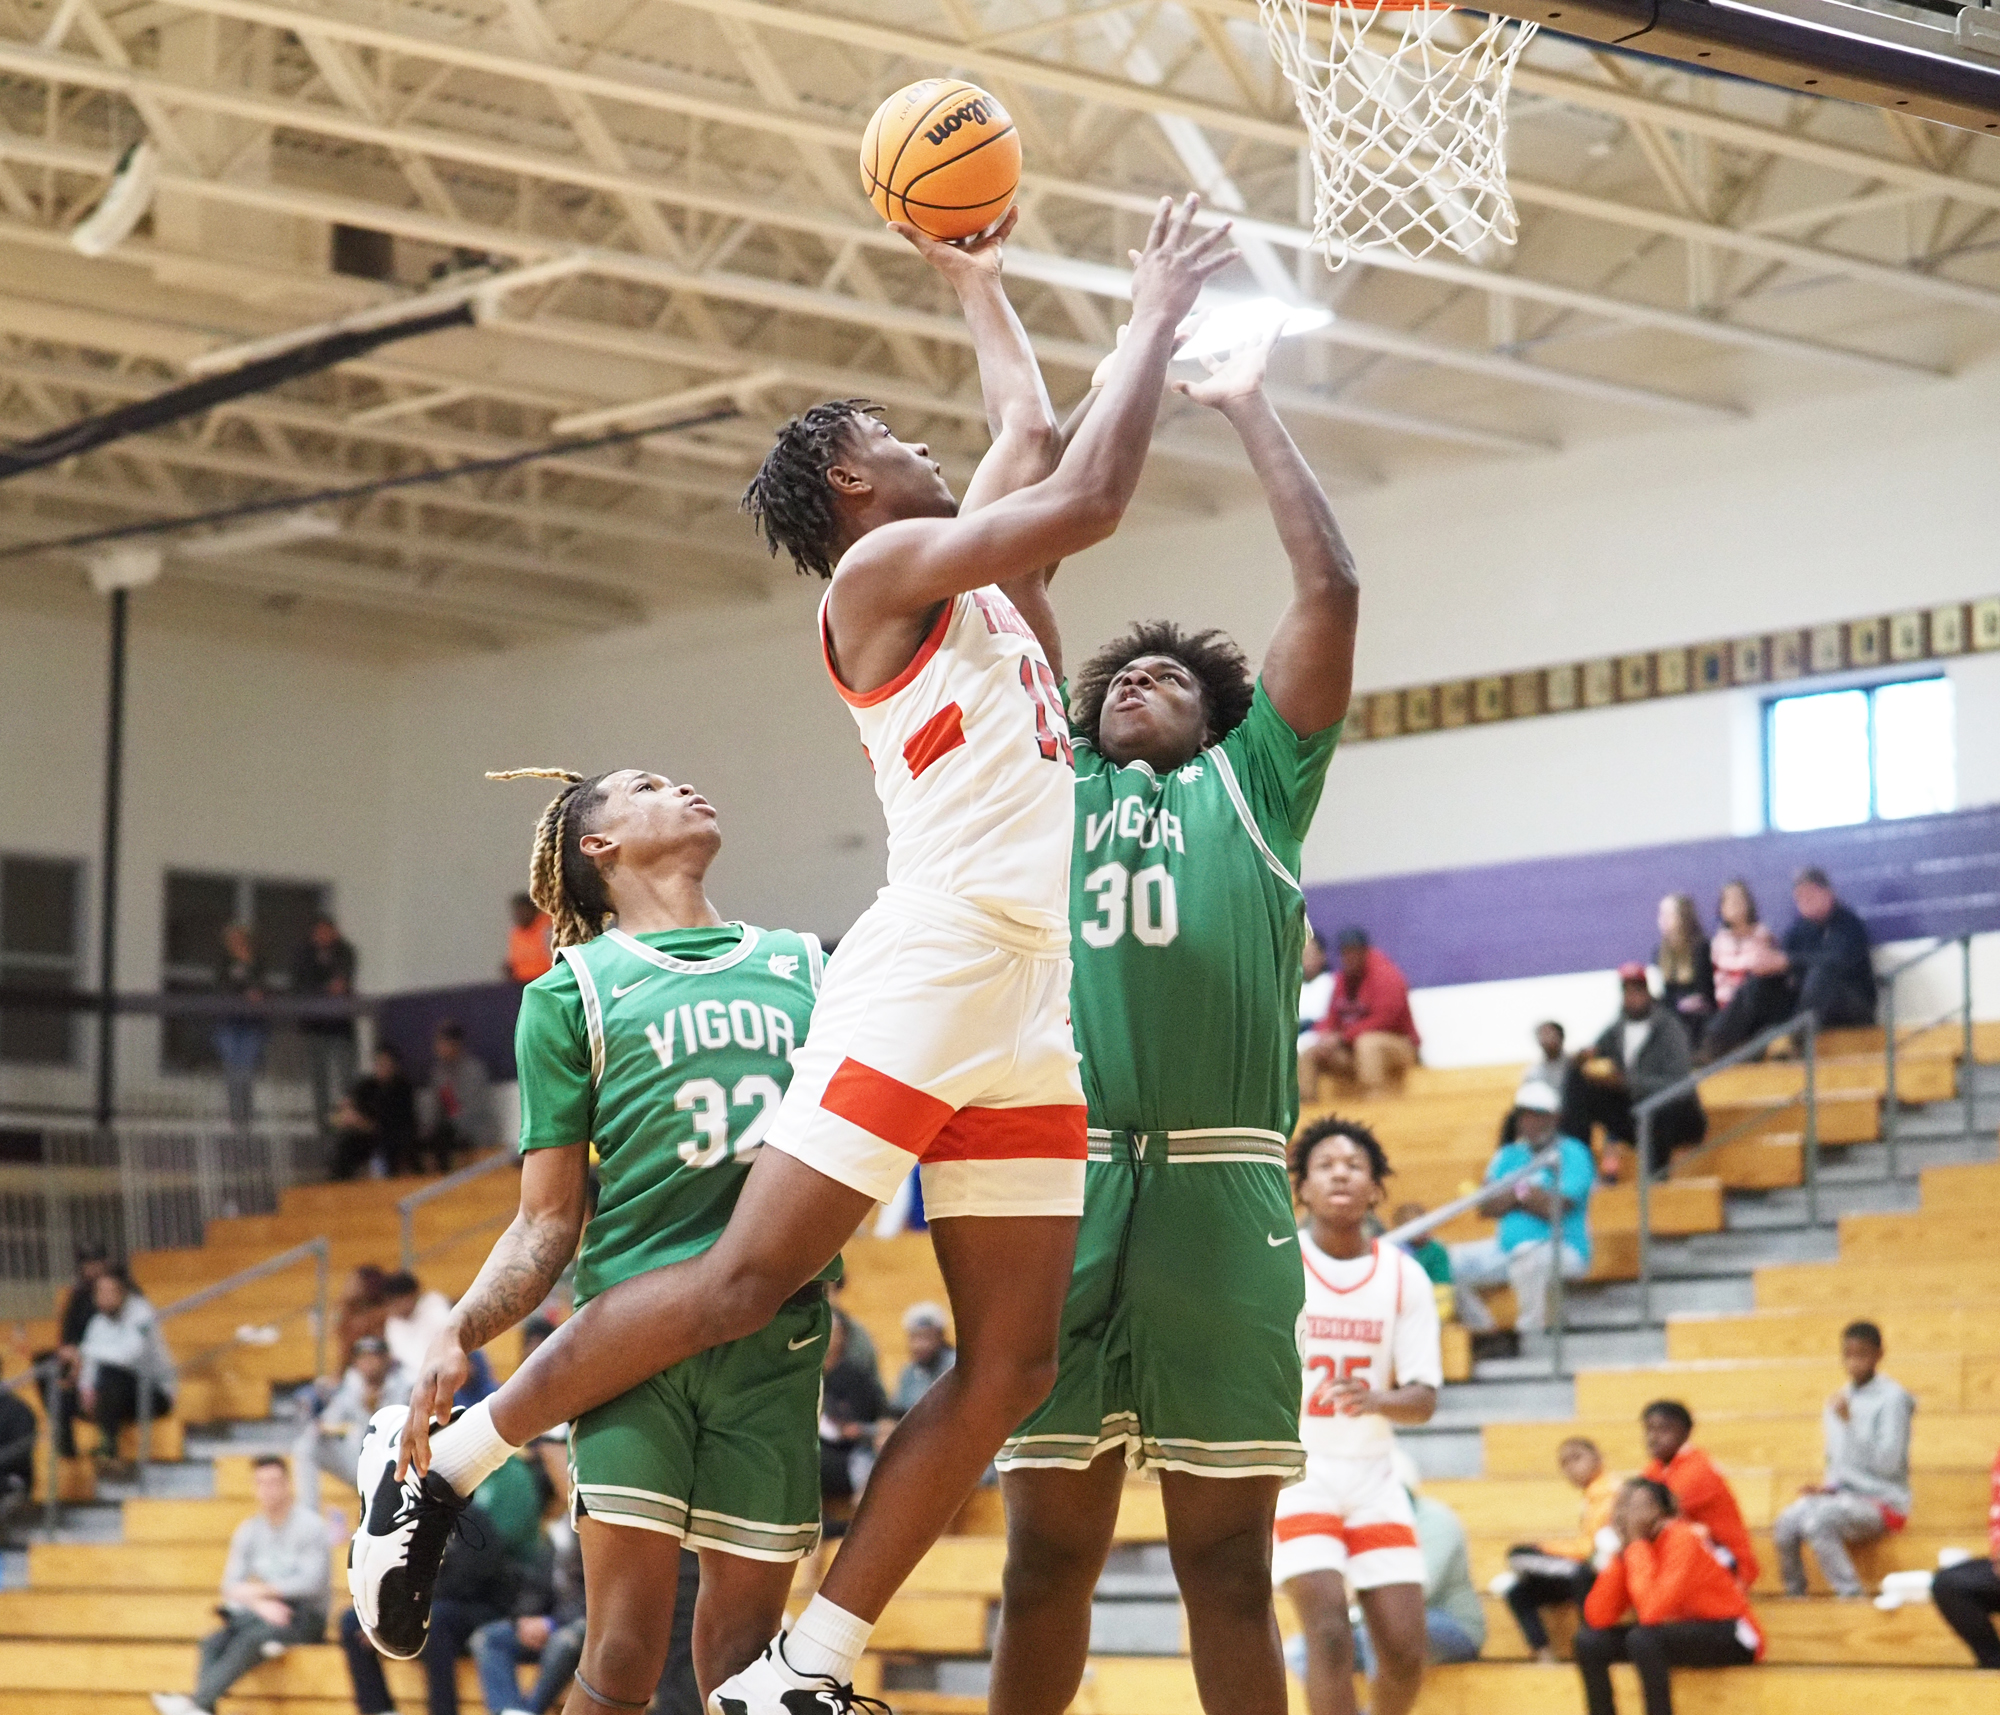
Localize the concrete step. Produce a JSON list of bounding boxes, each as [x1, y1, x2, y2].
[[1089, 1597, 1182, 1655], [1433, 1374, 1575, 1426], [1561, 1273, 1757, 1324], [1646, 1225, 1840, 1272], [1472, 1326, 1667, 1380], [1725, 1176, 1921, 1229], [1398, 1424, 1484, 1480]]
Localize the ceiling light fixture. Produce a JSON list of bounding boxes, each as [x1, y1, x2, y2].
[[1176, 297, 1334, 362]]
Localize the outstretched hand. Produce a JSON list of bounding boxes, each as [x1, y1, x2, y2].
[[397, 1331, 472, 1480], [1171, 317, 1282, 409], [891, 205, 1020, 284], [1128, 193, 1238, 328]]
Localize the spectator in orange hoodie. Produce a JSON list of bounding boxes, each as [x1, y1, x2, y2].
[[1575, 1478, 1762, 1715], [1639, 1400, 1759, 1588]]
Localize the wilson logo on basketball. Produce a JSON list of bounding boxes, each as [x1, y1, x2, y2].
[[923, 100, 992, 146]]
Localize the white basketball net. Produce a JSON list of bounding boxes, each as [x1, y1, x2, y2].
[[1258, 0, 1537, 264]]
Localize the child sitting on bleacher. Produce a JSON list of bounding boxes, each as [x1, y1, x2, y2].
[[1500, 1436, 1621, 1661], [1639, 1400, 1760, 1588], [1575, 1478, 1762, 1715]]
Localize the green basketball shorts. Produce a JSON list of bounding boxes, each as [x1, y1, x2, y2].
[[997, 1129, 1306, 1482], [568, 1288, 827, 1561]]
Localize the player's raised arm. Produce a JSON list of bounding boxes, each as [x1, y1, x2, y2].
[[1173, 323, 1358, 735], [895, 209, 1062, 517], [837, 194, 1237, 621]]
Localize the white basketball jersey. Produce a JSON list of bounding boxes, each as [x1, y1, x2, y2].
[[820, 585, 1074, 936], [1296, 1235, 1443, 1459]]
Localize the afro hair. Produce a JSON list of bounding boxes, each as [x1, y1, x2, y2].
[[1067, 620, 1254, 754]]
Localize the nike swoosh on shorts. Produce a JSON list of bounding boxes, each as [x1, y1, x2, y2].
[[1268, 1233, 1298, 1246], [787, 1333, 823, 1350]]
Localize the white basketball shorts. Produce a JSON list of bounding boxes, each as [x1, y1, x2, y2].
[[764, 885, 1086, 1220], [1272, 1451, 1425, 1590]]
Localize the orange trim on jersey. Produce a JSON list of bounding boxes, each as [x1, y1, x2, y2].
[[1275, 1512, 1347, 1544], [902, 701, 967, 779], [820, 591, 957, 709], [1346, 1522, 1420, 1556], [820, 1057, 953, 1156], [1302, 1238, 1382, 1297], [924, 1104, 1089, 1163]]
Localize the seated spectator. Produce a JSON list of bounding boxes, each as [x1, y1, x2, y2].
[[1575, 1479, 1762, 1715], [416, 1021, 498, 1174], [1295, 929, 1335, 1085], [1931, 1439, 2000, 1669], [1639, 1400, 1759, 1587], [1390, 1201, 1454, 1326], [473, 1515, 584, 1715], [1654, 894, 1714, 1030], [310, 1335, 409, 1489], [340, 1496, 519, 1715], [1526, 1021, 1568, 1098], [1561, 965, 1706, 1178], [1773, 1320, 1914, 1597], [1328, 1457, 1484, 1690], [1780, 867, 1876, 1030], [892, 1302, 956, 1416], [331, 1264, 391, 1380], [1298, 927, 1421, 1099], [1502, 1436, 1622, 1661], [148, 1456, 330, 1715], [76, 1270, 175, 1471], [381, 1271, 454, 1378], [212, 924, 268, 1131], [819, 1312, 893, 1539], [1449, 1085, 1594, 1343], [330, 1045, 419, 1181], [1704, 879, 1791, 1058], [504, 892, 554, 985], [827, 1279, 880, 1383], [47, 1244, 110, 1457], [0, 1359, 37, 1520]]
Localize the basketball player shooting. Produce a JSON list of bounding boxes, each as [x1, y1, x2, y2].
[[350, 194, 1236, 1715]]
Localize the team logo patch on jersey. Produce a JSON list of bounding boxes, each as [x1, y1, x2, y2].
[[1177, 761, 1205, 783], [768, 954, 800, 979]]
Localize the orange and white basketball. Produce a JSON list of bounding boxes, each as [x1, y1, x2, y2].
[[859, 79, 1021, 241]]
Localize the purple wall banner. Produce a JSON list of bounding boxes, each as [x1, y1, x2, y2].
[[376, 981, 523, 1084], [1304, 803, 2000, 991]]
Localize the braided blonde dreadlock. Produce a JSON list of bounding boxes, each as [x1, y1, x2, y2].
[[486, 768, 613, 949]]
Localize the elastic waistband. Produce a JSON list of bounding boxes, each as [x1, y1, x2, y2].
[[1086, 1126, 1289, 1166], [875, 883, 1070, 956]]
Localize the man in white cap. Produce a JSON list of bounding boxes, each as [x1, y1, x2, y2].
[[892, 1302, 956, 1417], [1448, 1085, 1596, 1341]]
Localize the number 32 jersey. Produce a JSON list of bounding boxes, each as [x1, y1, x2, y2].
[[516, 922, 825, 1305], [1297, 1235, 1442, 1460]]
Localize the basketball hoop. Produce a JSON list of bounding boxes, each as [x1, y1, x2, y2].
[[1258, 0, 1536, 265]]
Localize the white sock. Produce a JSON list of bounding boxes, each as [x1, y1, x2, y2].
[[780, 1594, 873, 1684], [425, 1399, 518, 1498]]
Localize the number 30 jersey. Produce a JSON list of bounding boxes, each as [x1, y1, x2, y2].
[[515, 922, 826, 1305], [1069, 680, 1340, 1136], [821, 585, 1074, 938], [1296, 1235, 1442, 1460]]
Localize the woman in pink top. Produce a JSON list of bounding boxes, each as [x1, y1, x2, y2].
[[1704, 880, 1791, 1058]]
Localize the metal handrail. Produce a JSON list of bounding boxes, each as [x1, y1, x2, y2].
[[1633, 1009, 1818, 1325], [5, 1355, 63, 1537], [396, 1150, 517, 1270], [1879, 933, 1976, 1175]]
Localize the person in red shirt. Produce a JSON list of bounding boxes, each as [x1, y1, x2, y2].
[[1575, 1478, 1762, 1715], [1931, 1444, 2000, 1668], [1299, 928, 1420, 1099], [1639, 1400, 1759, 1589]]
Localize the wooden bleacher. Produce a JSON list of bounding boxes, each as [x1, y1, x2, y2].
[[2, 1042, 1992, 1715]]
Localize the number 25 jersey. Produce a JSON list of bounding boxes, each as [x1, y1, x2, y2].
[[516, 922, 825, 1305], [1296, 1234, 1442, 1460], [821, 585, 1074, 938]]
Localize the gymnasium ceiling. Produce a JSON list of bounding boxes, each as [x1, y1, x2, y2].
[[1, 0, 1998, 652]]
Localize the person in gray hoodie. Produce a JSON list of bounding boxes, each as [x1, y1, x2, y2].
[[1772, 1320, 1915, 1596]]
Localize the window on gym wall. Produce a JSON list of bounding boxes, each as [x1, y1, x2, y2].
[[161, 871, 329, 1071], [1766, 677, 1955, 832], [0, 855, 84, 1066]]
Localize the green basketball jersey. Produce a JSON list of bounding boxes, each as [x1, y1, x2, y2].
[[515, 922, 826, 1305], [1069, 681, 1340, 1137]]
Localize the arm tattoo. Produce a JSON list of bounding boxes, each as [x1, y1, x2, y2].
[[449, 1213, 578, 1354]]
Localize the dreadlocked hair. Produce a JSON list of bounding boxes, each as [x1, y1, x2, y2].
[[741, 399, 879, 580], [1068, 621, 1255, 753], [486, 769, 614, 949]]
